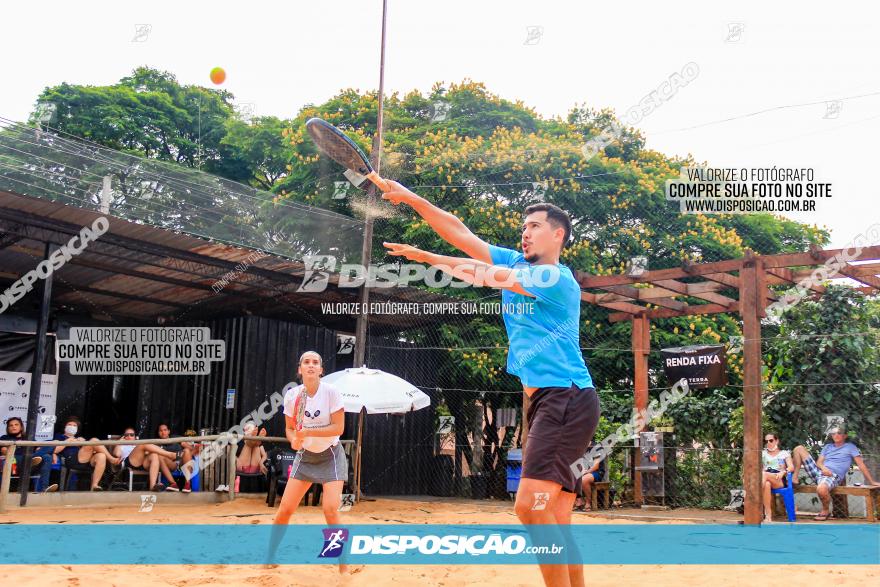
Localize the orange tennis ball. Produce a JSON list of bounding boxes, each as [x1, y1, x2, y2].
[[209, 67, 226, 85]]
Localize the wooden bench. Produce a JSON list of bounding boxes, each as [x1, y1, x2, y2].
[[793, 484, 879, 522], [591, 481, 611, 510]]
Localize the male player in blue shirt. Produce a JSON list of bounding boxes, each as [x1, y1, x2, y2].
[[383, 181, 598, 587]]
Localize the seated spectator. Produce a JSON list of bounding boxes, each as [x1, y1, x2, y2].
[[236, 422, 267, 475], [573, 443, 606, 511], [112, 426, 183, 492], [791, 426, 880, 520], [761, 432, 792, 523], [0, 417, 58, 492], [155, 423, 194, 492], [52, 417, 120, 491]]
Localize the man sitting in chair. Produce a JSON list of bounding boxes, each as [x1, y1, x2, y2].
[[791, 426, 880, 520]]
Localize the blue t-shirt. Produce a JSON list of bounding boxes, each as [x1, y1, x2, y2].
[[53, 433, 80, 461], [820, 441, 860, 480], [489, 244, 593, 389]]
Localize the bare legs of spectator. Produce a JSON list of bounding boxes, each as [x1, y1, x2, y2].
[[579, 474, 595, 511], [238, 428, 267, 474], [815, 482, 832, 518], [125, 444, 178, 490], [77, 439, 121, 490], [158, 447, 191, 486], [790, 445, 810, 484], [790, 445, 831, 517], [761, 471, 785, 522], [237, 444, 267, 474]]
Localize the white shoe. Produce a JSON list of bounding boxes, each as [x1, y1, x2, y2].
[[215, 484, 229, 492]]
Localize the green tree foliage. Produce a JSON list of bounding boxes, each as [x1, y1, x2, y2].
[[765, 286, 880, 449], [33, 67, 235, 172]]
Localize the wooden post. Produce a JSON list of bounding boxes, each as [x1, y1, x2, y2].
[[632, 315, 650, 505], [739, 256, 763, 525], [226, 440, 236, 502], [0, 443, 15, 513]]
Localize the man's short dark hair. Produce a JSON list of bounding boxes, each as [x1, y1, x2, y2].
[[523, 202, 572, 247]]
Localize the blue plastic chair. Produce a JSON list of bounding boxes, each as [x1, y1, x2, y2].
[[771, 472, 796, 522]]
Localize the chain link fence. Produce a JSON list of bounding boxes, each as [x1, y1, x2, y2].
[[2, 90, 878, 519]]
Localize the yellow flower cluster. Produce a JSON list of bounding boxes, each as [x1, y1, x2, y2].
[[461, 350, 501, 378], [687, 214, 744, 249]]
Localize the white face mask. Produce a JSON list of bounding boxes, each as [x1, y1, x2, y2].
[[64, 425, 78, 436]]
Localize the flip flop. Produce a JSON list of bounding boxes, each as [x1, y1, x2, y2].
[[815, 513, 829, 521]]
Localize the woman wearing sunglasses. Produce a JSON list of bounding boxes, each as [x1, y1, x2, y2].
[[113, 427, 184, 492], [761, 433, 793, 523]]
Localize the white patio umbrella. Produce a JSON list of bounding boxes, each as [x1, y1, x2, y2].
[[321, 366, 431, 499]]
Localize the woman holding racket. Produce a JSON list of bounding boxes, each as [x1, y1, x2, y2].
[[268, 350, 348, 570]]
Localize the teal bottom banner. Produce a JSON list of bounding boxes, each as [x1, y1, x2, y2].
[[0, 524, 877, 565]]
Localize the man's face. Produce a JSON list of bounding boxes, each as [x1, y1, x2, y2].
[[158, 425, 170, 439], [521, 211, 564, 263]]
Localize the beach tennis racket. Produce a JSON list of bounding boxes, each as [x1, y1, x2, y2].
[[305, 118, 391, 192], [293, 388, 308, 431]]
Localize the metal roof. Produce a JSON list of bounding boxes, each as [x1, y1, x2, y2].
[[0, 189, 464, 333]]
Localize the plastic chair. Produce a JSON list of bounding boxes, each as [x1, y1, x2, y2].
[[2, 457, 41, 491], [771, 472, 796, 522]]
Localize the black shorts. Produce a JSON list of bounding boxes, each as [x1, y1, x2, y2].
[[123, 456, 146, 471], [523, 384, 600, 493]]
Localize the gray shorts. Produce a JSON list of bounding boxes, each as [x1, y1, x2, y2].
[[289, 443, 348, 484]]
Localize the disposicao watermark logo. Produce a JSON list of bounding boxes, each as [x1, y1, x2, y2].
[[319, 528, 349, 558], [0, 216, 109, 314], [297, 255, 560, 293]]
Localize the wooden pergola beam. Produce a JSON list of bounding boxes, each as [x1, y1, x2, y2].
[[599, 284, 688, 311], [845, 261, 880, 276], [685, 281, 726, 294], [575, 258, 744, 288], [575, 245, 880, 289], [608, 302, 734, 323], [601, 301, 649, 314], [654, 278, 738, 309], [766, 267, 825, 294], [702, 272, 740, 288], [761, 244, 880, 268], [837, 264, 880, 290]]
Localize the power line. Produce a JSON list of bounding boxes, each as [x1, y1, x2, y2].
[[650, 90, 880, 135]]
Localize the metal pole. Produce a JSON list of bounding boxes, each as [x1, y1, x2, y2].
[[352, 0, 388, 370], [355, 408, 366, 501], [19, 241, 59, 506]]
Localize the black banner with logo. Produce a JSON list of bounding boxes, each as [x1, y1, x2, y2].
[[660, 344, 727, 389]]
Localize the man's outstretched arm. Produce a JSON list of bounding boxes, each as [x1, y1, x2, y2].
[[382, 180, 493, 264], [384, 242, 535, 298]]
